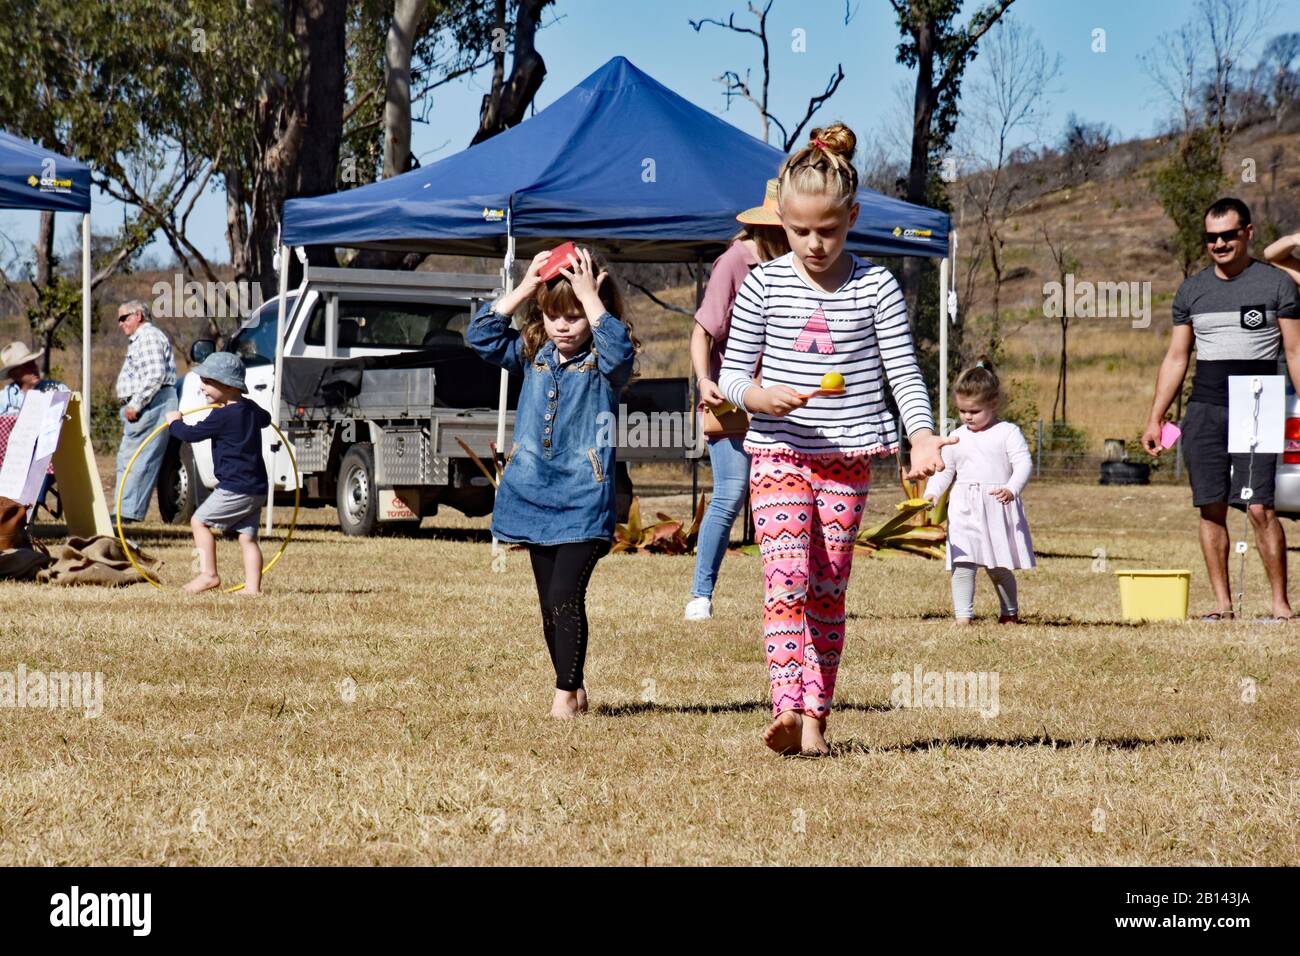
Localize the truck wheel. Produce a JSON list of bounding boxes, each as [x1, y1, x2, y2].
[[337, 443, 380, 536], [159, 439, 201, 524]]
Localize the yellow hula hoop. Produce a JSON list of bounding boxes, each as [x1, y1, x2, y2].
[[115, 404, 301, 592]]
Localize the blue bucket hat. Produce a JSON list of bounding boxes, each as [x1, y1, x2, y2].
[[193, 351, 247, 392]]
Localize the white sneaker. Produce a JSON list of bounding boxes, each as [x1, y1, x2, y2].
[[684, 596, 713, 621]]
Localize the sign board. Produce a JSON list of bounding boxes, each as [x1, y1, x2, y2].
[[0, 389, 63, 503], [1228, 375, 1285, 454], [51, 393, 111, 536]]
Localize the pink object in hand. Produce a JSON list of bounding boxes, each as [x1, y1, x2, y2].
[[1160, 422, 1181, 449]]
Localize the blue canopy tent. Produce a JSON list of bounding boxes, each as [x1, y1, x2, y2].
[[0, 130, 94, 430], [283, 56, 951, 263], [274, 56, 958, 505]]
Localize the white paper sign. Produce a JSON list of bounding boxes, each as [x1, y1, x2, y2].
[[0, 390, 69, 504], [34, 405, 63, 459], [0, 391, 51, 500], [1228, 375, 1285, 454]]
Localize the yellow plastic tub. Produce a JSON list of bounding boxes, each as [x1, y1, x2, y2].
[[1114, 570, 1191, 622]]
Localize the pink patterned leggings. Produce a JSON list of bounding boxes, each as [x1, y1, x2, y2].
[[748, 451, 872, 717]]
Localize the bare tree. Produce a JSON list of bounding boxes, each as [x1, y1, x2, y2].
[[98, 140, 227, 288], [1141, 0, 1266, 153], [689, 0, 854, 151], [1058, 113, 1113, 186], [1258, 31, 1300, 128], [471, 0, 555, 145], [889, 0, 1015, 338], [1041, 223, 1079, 425], [954, 15, 1060, 359]]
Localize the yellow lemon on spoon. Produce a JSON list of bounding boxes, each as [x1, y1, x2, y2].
[[820, 372, 845, 391]]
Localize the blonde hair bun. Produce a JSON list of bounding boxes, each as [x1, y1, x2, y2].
[[778, 121, 860, 209], [810, 123, 856, 162]]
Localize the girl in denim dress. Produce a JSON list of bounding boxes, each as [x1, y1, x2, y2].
[[468, 247, 638, 719]]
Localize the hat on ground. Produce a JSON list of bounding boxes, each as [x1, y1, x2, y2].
[[193, 351, 247, 392], [0, 342, 44, 376], [736, 178, 782, 226]]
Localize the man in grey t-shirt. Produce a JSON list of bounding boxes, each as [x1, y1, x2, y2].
[[1143, 197, 1300, 621]]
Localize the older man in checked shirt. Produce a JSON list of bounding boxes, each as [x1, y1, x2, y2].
[[111, 299, 178, 523]]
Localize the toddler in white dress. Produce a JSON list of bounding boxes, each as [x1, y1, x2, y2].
[[924, 359, 1035, 624]]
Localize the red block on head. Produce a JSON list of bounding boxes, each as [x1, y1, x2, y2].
[[539, 242, 578, 282]]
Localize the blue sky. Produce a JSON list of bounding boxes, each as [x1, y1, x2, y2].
[[5, 0, 1297, 267]]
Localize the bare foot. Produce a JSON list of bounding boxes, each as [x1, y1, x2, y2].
[[952, 617, 973, 627], [763, 710, 803, 755], [550, 689, 582, 720], [575, 687, 588, 713], [182, 573, 221, 594], [801, 715, 830, 756], [238, 588, 263, 597]]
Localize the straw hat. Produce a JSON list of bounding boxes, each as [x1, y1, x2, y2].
[[0, 342, 44, 376], [736, 178, 782, 226]]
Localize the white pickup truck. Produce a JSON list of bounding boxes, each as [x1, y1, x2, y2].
[[158, 265, 691, 535]]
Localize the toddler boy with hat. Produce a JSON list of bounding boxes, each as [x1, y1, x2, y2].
[[165, 352, 272, 595]]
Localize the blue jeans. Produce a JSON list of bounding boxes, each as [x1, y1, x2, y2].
[[690, 437, 751, 598], [113, 386, 178, 520]]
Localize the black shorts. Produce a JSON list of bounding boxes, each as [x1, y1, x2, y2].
[[1180, 400, 1277, 509]]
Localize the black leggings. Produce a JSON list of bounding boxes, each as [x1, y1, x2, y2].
[[527, 539, 610, 691]]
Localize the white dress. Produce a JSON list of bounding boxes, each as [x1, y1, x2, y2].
[[923, 420, 1036, 571]]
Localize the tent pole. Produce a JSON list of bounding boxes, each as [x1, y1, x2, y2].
[[492, 208, 516, 561], [496, 227, 515, 459], [80, 213, 92, 433], [939, 238, 950, 437], [268, 241, 290, 534]]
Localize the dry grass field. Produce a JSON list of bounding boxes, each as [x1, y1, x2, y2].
[[1, 119, 1295, 866], [1, 471, 1296, 866]]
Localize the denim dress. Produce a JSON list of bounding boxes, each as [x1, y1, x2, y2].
[[467, 302, 636, 545]]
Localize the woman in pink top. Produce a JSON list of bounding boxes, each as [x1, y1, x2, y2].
[[685, 179, 790, 621], [923, 358, 1035, 624]]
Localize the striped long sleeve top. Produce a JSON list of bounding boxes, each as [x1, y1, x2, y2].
[[717, 253, 934, 457]]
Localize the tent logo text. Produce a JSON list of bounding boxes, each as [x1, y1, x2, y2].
[[482, 207, 505, 222], [27, 173, 74, 193], [892, 226, 934, 241]]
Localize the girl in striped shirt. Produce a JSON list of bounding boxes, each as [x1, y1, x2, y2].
[[718, 123, 954, 756]]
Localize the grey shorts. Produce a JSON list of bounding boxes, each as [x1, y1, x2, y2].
[[1180, 401, 1277, 510], [193, 488, 263, 538]]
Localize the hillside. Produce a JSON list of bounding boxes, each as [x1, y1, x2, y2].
[[954, 116, 1299, 448]]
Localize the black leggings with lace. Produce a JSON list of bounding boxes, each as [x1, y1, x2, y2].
[[527, 540, 610, 691]]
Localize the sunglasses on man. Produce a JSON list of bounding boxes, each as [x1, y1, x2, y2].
[[117, 310, 142, 323], [1204, 228, 1245, 245]]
